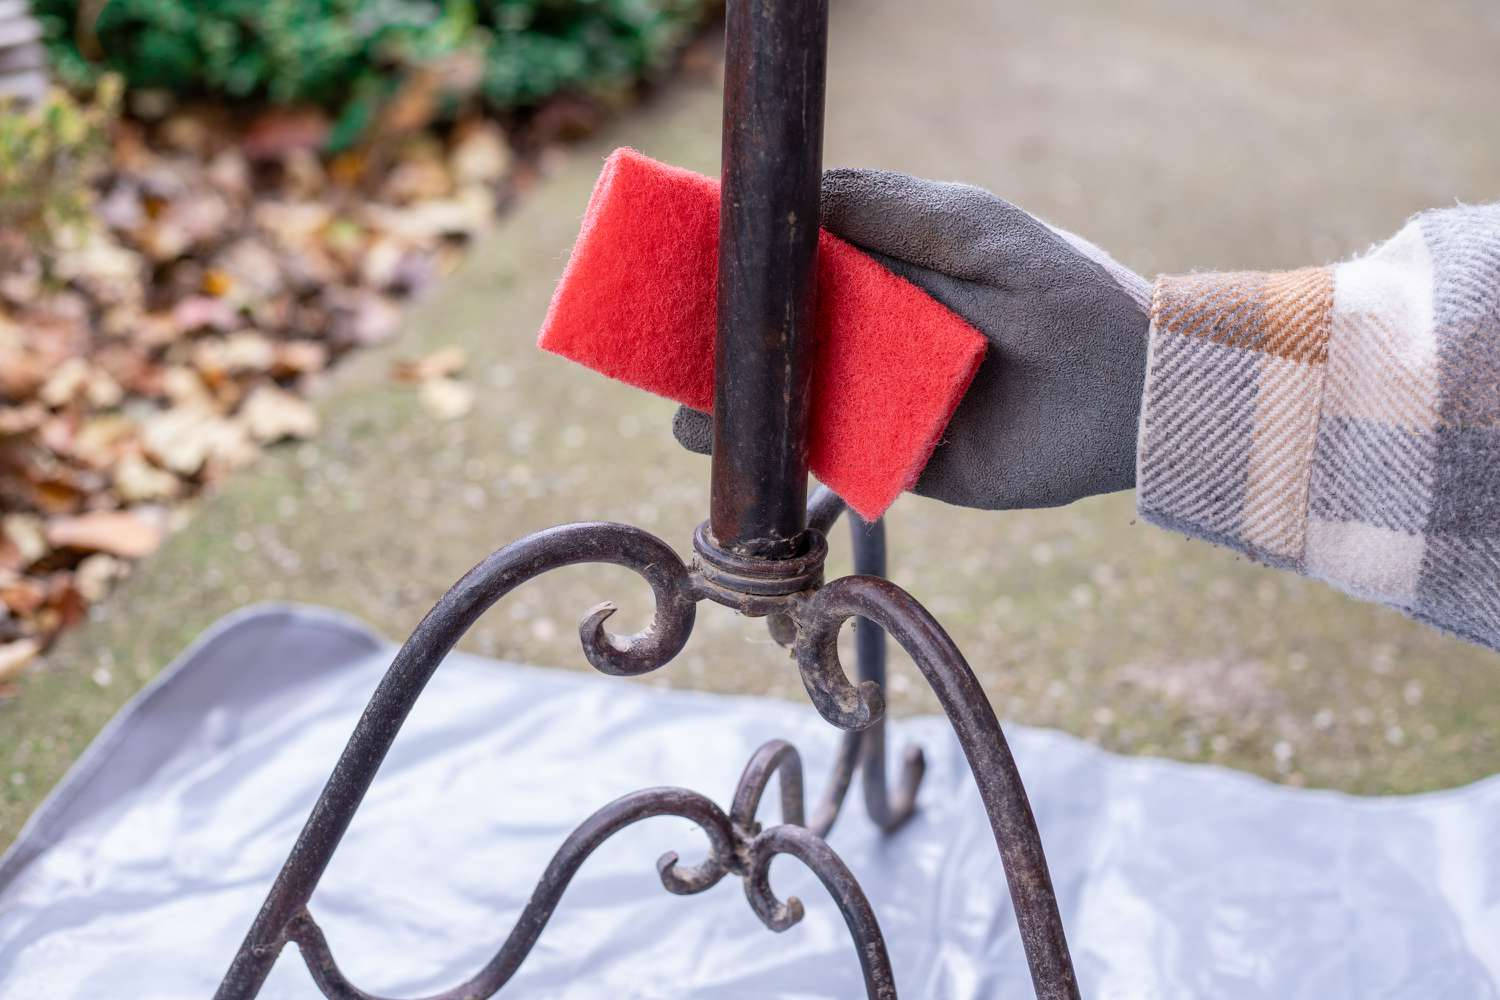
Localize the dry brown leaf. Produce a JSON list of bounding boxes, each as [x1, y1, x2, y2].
[[0, 405, 45, 437], [113, 453, 181, 502], [1, 514, 46, 566], [46, 509, 164, 558], [0, 350, 47, 400], [242, 107, 330, 161], [38, 358, 90, 408], [380, 157, 452, 204], [253, 200, 333, 248], [272, 341, 328, 377], [0, 638, 39, 683], [419, 378, 474, 421], [326, 149, 368, 188], [360, 236, 405, 289], [239, 385, 319, 443], [362, 186, 493, 242], [160, 112, 213, 156], [450, 122, 512, 186], [41, 572, 87, 635], [171, 295, 238, 334], [159, 366, 215, 409], [0, 577, 45, 616], [223, 331, 276, 372], [141, 406, 257, 476], [74, 553, 122, 602], [392, 345, 467, 383], [31, 476, 89, 515], [329, 290, 401, 346], [213, 239, 281, 299], [201, 268, 234, 297], [206, 149, 251, 199], [71, 415, 136, 468]]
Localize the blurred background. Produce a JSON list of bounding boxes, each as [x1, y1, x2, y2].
[[2, 0, 1499, 849]]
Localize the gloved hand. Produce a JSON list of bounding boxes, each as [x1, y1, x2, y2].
[[674, 169, 1152, 510]]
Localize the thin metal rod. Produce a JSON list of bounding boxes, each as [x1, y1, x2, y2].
[[849, 516, 923, 831], [285, 788, 737, 1000], [280, 743, 898, 1000], [214, 523, 699, 999], [807, 501, 924, 836], [795, 577, 1080, 1000], [709, 0, 829, 557]]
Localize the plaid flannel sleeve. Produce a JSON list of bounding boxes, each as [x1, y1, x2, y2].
[[1136, 203, 1500, 651]]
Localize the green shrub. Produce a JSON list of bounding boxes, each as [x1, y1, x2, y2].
[[0, 75, 120, 262], [34, 0, 712, 125]]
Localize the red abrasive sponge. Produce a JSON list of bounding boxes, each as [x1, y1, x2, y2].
[[537, 147, 986, 521]]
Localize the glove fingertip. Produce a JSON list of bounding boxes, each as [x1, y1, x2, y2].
[[672, 406, 713, 456]]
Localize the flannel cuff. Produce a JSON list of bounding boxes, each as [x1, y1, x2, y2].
[[1136, 266, 1335, 570]]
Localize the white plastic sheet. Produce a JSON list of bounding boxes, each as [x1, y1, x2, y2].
[[1, 605, 1498, 998]]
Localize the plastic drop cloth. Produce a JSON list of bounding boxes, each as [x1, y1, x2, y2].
[[2, 605, 1498, 999]]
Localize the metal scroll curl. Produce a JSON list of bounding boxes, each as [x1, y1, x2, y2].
[[792, 575, 1079, 1000], [215, 522, 702, 999]]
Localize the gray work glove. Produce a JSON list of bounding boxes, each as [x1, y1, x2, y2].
[[674, 169, 1152, 511]]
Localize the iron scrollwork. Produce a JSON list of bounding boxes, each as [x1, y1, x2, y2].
[[215, 491, 1078, 1000]]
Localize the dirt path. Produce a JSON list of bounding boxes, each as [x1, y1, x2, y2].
[[6, 0, 1500, 845]]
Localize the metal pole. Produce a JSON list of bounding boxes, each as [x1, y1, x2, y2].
[[709, 0, 828, 559]]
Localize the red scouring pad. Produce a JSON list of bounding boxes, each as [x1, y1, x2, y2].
[[537, 148, 986, 520]]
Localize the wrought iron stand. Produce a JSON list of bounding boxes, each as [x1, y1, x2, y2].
[[216, 1, 1079, 997]]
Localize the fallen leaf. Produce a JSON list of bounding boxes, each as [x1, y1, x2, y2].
[[0, 349, 47, 399], [253, 200, 333, 248], [38, 358, 90, 408], [70, 415, 137, 468], [201, 268, 234, 297], [74, 553, 122, 602], [40, 572, 87, 635], [30, 475, 89, 515], [280, 149, 327, 199], [362, 185, 493, 242], [450, 121, 512, 186], [243, 107, 330, 161], [380, 156, 452, 204], [392, 345, 467, 383], [419, 378, 474, 421], [360, 236, 406, 289], [0, 405, 44, 436], [272, 341, 328, 377], [0, 577, 45, 616], [212, 238, 281, 299], [205, 149, 251, 199], [0, 638, 39, 683], [159, 366, 215, 409], [328, 290, 401, 346], [172, 295, 238, 333], [46, 509, 164, 558], [1, 514, 46, 565], [141, 406, 257, 476], [239, 385, 319, 443], [113, 453, 181, 502], [159, 111, 212, 155]]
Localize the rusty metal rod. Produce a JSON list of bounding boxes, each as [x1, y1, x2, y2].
[[709, 0, 829, 558]]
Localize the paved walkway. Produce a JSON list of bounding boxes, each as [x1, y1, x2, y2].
[[7, 0, 1500, 843]]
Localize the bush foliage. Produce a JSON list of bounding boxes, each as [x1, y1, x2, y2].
[[0, 75, 120, 262], [35, 0, 711, 118]]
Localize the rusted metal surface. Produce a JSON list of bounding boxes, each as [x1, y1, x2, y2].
[[216, 509, 1078, 1000], [708, 0, 828, 559], [214, 522, 701, 998], [793, 576, 1080, 1000], [280, 769, 896, 1000], [216, 0, 1079, 996]]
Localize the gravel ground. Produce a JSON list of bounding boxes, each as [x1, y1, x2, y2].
[[6, 0, 1500, 846]]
